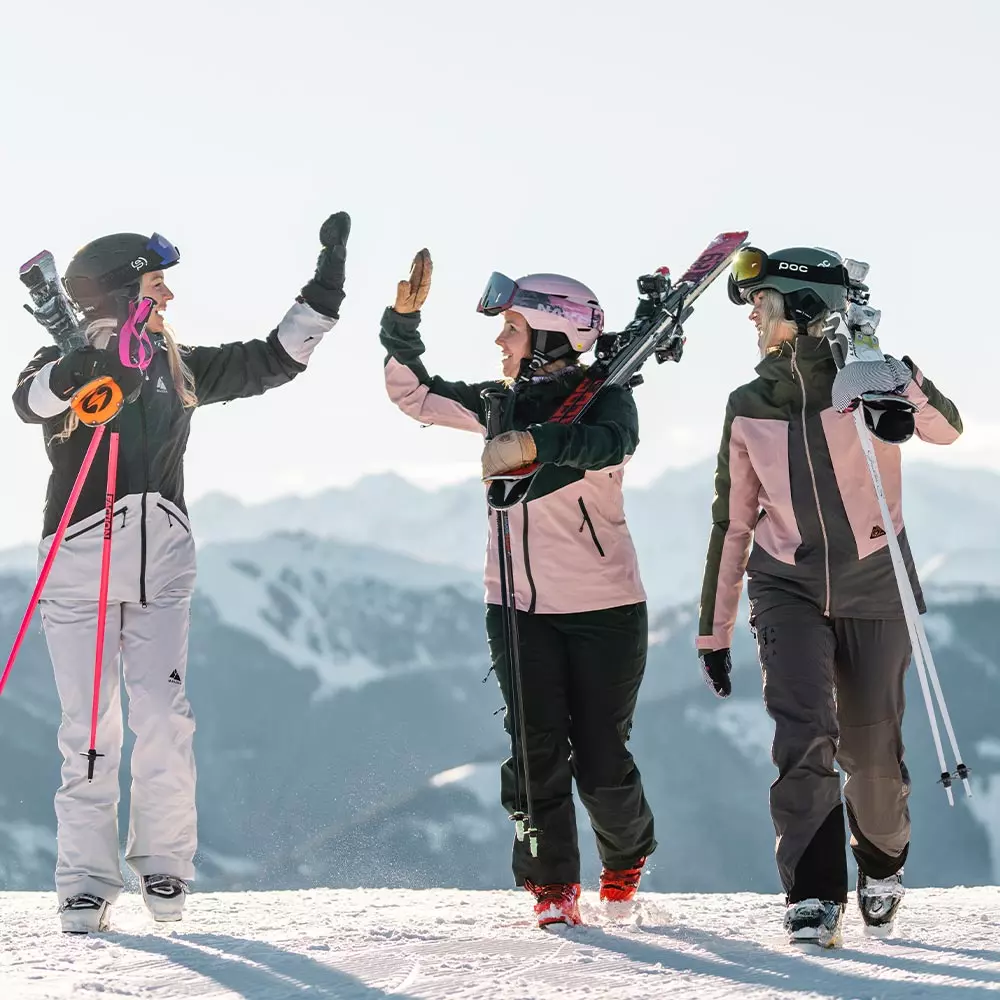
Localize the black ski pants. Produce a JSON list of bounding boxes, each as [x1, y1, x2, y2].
[[755, 598, 912, 904], [486, 602, 656, 886]]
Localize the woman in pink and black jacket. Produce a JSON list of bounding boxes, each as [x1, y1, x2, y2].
[[698, 245, 962, 946], [381, 250, 656, 928]]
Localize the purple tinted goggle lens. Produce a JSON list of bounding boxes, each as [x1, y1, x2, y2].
[[476, 272, 518, 316], [147, 232, 180, 268]]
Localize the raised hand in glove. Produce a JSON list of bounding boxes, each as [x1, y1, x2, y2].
[[49, 344, 142, 404], [394, 249, 432, 314], [481, 430, 537, 480], [700, 649, 732, 698], [300, 212, 351, 319]]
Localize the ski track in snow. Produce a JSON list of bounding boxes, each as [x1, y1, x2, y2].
[[2, 887, 999, 999]]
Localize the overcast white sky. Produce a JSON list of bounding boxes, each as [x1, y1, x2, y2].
[[1, 0, 997, 548]]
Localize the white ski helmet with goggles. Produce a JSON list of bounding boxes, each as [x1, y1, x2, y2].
[[477, 271, 605, 359]]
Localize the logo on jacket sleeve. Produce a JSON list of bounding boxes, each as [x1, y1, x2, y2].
[[168, 669, 182, 684], [870, 525, 887, 539]]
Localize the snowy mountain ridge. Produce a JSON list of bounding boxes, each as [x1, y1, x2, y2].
[[184, 461, 1000, 606], [194, 532, 479, 693]]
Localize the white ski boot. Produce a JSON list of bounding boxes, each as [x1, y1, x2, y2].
[[141, 874, 189, 922], [858, 870, 904, 936], [784, 898, 845, 948], [59, 893, 111, 934]]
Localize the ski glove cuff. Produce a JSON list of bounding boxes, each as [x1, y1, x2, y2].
[[831, 355, 912, 414], [700, 648, 732, 698], [481, 430, 537, 480], [300, 212, 351, 319], [49, 345, 142, 404]]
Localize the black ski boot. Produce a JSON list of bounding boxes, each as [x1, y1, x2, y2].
[[857, 869, 904, 936], [784, 898, 845, 948]]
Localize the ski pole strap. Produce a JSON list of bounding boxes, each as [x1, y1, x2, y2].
[[118, 297, 156, 372]]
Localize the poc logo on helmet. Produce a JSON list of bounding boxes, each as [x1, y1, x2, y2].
[[130, 256, 148, 271], [777, 261, 809, 273]]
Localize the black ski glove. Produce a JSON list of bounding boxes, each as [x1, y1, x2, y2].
[[701, 649, 732, 698], [49, 345, 142, 404], [299, 212, 351, 319]]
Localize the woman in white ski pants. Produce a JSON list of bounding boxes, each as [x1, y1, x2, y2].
[[13, 215, 349, 931]]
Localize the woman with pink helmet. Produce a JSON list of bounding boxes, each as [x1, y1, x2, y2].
[[381, 250, 656, 928]]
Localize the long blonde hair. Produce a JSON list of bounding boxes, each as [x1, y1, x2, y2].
[[52, 319, 197, 443]]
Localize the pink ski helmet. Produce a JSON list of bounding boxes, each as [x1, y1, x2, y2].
[[477, 271, 604, 356]]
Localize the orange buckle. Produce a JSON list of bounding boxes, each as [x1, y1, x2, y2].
[[70, 377, 124, 426]]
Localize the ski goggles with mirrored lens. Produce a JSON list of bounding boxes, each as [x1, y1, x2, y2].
[[146, 232, 181, 269], [101, 233, 181, 297], [727, 247, 769, 303], [476, 271, 604, 333], [727, 247, 849, 305]]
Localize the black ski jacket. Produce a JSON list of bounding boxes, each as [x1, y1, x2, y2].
[[13, 300, 333, 604]]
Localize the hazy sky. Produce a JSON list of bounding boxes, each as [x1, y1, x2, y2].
[[1, 0, 997, 548]]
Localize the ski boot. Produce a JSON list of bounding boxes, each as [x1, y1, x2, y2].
[[141, 874, 189, 922], [59, 893, 111, 934], [600, 857, 646, 903], [784, 898, 845, 948], [525, 881, 582, 928], [857, 869, 904, 936]]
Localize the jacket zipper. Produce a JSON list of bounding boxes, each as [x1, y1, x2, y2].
[[521, 504, 537, 614], [790, 343, 831, 616], [157, 502, 191, 533], [139, 397, 149, 607], [577, 498, 606, 557], [64, 507, 127, 542]]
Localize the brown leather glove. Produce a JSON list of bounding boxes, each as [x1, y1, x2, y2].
[[394, 249, 432, 314], [481, 431, 537, 480]]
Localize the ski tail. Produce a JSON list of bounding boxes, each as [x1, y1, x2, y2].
[[19, 249, 87, 353]]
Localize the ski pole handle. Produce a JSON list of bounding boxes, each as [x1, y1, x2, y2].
[[481, 387, 506, 442], [70, 377, 126, 426]]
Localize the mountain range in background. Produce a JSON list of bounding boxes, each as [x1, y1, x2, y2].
[[0, 460, 996, 896]]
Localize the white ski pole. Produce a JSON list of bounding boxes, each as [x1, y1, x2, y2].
[[826, 311, 971, 804]]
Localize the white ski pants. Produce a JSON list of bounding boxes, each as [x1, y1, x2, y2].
[[40, 589, 197, 904]]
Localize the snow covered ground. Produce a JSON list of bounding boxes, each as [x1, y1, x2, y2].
[[2, 887, 999, 999]]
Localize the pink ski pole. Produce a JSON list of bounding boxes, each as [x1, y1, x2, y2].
[[0, 423, 107, 699], [83, 425, 120, 780]]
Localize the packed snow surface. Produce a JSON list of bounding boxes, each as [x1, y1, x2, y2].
[[2, 886, 998, 998]]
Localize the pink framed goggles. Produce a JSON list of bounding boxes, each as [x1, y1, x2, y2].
[[476, 272, 604, 334]]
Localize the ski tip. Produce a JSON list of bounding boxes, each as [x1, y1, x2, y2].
[[710, 231, 749, 244]]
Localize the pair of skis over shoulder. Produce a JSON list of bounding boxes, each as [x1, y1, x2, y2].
[[486, 231, 750, 510]]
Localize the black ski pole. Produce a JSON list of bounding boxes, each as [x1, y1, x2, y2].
[[481, 388, 538, 857]]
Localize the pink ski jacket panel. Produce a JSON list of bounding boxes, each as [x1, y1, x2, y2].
[[698, 336, 962, 651], [381, 307, 646, 614]]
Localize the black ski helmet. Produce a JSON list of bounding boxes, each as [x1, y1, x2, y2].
[[64, 232, 180, 320], [729, 246, 848, 330]]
